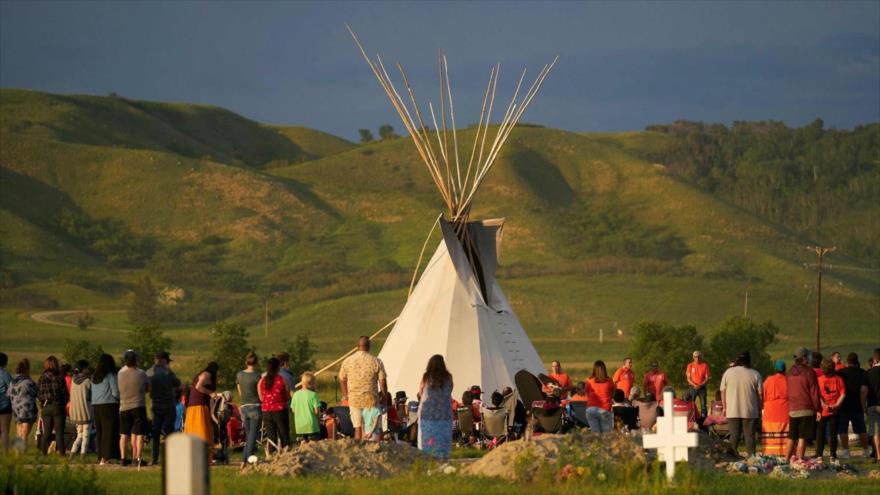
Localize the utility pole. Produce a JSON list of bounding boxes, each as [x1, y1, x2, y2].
[[807, 245, 836, 353], [743, 290, 749, 318], [264, 296, 269, 339]]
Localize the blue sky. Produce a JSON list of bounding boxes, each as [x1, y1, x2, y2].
[[2, 1, 878, 140]]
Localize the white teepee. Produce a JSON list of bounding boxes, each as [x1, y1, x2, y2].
[[348, 27, 556, 399], [378, 218, 546, 400]]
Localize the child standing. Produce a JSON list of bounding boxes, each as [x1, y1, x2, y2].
[[290, 372, 321, 443]]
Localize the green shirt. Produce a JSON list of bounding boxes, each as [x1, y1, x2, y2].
[[291, 389, 320, 435]]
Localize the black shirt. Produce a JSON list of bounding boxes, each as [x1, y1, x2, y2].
[[837, 365, 868, 414]]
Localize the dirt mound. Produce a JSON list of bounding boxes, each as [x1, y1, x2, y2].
[[247, 440, 431, 478], [462, 432, 646, 480]]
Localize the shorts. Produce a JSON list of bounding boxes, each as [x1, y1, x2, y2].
[[788, 414, 816, 440], [837, 409, 867, 434], [0, 404, 11, 415], [349, 406, 364, 428], [867, 406, 880, 437], [120, 406, 148, 436]]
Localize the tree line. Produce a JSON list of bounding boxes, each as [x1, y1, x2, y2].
[[640, 119, 880, 267]]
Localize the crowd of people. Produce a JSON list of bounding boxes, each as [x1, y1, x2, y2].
[[0, 343, 878, 466]]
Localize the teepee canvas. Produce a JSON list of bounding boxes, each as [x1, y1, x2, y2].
[[348, 27, 556, 399], [378, 218, 546, 400]]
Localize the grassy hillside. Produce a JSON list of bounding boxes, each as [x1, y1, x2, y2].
[[0, 89, 877, 381]]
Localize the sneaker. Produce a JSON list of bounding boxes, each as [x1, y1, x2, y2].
[[121, 458, 131, 466], [838, 449, 850, 459]]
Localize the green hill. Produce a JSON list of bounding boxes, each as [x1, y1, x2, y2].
[[1, 89, 877, 376]]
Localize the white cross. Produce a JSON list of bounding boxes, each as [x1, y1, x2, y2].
[[642, 390, 699, 481]]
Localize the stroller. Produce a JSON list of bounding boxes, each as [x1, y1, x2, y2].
[[210, 391, 233, 464]]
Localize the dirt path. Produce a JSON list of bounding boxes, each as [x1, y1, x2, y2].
[[29, 309, 128, 333]]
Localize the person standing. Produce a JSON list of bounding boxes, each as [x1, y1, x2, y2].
[[613, 357, 635, 398], [586, 360, 615, 433], [816, 358, 845, 460], [90, 354, 120, 464], [761, 360, 789, 456], [831, 352, 845, 371], [146, 351, 180, 466], [719, 352, 763, 456], [118, 350, 149, 467], [643, 362, 667, 399], [0, 353, 12, 451], [417, 354, 453, 459], [836, 352, 870, 458], [291, 372, 321, 443], [184, 362, 219, 452], [258, 357, 289, 454], [865, 348, 880, 462], [339, 336, 387, 440], [37, 356, 68, 455], [276, 352, 296, 391], [8, 359, 37, 452], [784, 347, 820, 460], [686, 351, 710, 418], [236, 352, 261, 467], [68, 360, 93, 457]]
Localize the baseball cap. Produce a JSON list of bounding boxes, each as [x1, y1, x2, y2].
[[793, 347, 810, 360], [155, 351, 172, 362], [774, 359, 786, 372], [469, 385, 482, 395]]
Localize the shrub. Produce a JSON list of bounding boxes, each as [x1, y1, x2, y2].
[[0, 455, 107, 495], [628, 320, 704, 389], [63, 339, 105, 368], [126, 326, 173, 369], [706, 316, 779, 387], [207, 321, 252, 390]]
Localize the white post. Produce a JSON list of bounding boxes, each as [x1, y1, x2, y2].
[[163, 433, 209, 495]]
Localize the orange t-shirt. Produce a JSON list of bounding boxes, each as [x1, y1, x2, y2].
[[586, 378, 614, 411], [817, 374, 845, 417], [686, 361, 710, 387], [548, 373, 573, 391], [613, 368, 635, 396], [643, 371, 667, 397]]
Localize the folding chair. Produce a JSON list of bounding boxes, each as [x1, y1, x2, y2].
[[533, 406, 564, 434], [455, 406, 476, 446], [567, 401, 590, 429], [333, 406, 355, 438], [481, 408, 508, 448]]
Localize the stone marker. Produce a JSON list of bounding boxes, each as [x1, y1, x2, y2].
[[163, 433, 209, 495], [642, 390, 699, 481]]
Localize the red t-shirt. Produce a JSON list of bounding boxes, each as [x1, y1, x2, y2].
[[817, 374, 845, 417], [834, 363, 844, 371], [587, 378, 614, 411], [613, 368, 635, 397], [260, 375, 288, 413], [643, 371, 668, 397], [686, 362, 710, 387]]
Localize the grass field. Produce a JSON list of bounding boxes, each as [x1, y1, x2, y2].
[[3, 450, 878, 495], [1, 89, 877, 387]]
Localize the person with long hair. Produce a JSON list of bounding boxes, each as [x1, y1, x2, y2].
[[761, 360, 789, 455], [91, 353, 120, 464], [258, 357, 289, 454], [8, 359, 37, 452], [37, 356, 69, 454], [417, 354, 453, 458], [236, 352, 261, 467], [586, 360, 615, 433], [184, 362, 219, 453], [68, 359, 93, 457]]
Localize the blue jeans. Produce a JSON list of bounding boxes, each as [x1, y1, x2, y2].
[[151, 408, 176, 464], [240, 405, 262, 462], [585, 407, 613, 433], [690, 385, 708, 417]]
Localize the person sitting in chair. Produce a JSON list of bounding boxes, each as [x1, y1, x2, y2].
[[611, 389, 638, 432]]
